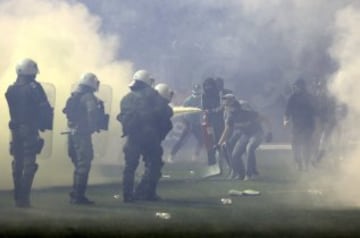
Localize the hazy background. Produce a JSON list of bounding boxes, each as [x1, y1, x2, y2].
[[0, 0, 359, 207]]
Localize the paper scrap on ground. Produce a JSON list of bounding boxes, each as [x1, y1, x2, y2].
[[228, 189, 261, 196]]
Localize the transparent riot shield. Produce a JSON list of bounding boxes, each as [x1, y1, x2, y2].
[[38, 82, 56, 160], [93, 84, 112, 159]]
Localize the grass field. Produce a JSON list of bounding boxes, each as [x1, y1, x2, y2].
[[1, 149, 360, 237]]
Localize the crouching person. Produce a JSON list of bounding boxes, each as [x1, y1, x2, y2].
[[217, 94, 272, 180]]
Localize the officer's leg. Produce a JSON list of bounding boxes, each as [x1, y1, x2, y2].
[[143, 143, 164, 200], [245, 133, 262, 178], [123, 138, 141, 202], [231, 135, 248, 180], [135, 139, 163, 201], [20, 154, 37, 208], [68, 134, 77, 166], [11, 138, 24, 207], [70, 134, 94, 205], [19, 136, 40, 208]]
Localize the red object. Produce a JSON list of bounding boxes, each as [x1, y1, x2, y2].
[[201, 111, 215, 151]]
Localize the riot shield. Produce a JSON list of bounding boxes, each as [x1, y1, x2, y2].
[[38, 82, 56, 159], [93, 84, 112, 159]]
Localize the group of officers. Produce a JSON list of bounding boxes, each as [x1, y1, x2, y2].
[[5, 58, 175, 207], [4, 58, 346, 208]]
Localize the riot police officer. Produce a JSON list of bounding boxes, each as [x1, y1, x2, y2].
[[63, 72, 108, 205], [118, 70, 173, 202], [5, 58, 53, 208]]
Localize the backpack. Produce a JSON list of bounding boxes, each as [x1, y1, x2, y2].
[[117, 91, 152, 137], [63, 93, 83, 124]]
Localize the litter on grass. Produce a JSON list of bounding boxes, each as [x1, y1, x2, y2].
[[307, 189, 323, 196], [155, 212, 171, 220], [113, 194, 121, 199], [220, 198, 233, 205], [228, 189, 261, 196]]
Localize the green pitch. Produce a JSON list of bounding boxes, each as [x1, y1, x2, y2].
[[1, 150, 359, 237]]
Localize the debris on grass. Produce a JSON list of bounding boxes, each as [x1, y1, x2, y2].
[[228, 189, 261, 196], [220, 198, 232, 205], [201, 164, 221, 178], [162, 174, 171, 178], [113, 194, 121, 199], [155, 212, 171, 220], [307, 189, 323, 196]]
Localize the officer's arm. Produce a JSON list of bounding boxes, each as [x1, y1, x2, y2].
[[84, 95, 99, 133]]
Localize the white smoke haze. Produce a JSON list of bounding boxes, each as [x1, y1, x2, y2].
[[84, 0, 360, 206], [328, 4, 360, 206], [0, 0, 133, 189], [0, 0, 360, 210]]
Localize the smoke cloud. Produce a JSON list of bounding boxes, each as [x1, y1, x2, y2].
[[0, 0, 132, 189], [328, 4, 360, 206], [83, 0, 353, 140]]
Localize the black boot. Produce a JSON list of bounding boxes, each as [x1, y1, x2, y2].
[[12, 163, 23, 207], [70, 173, 94, 205], [17, 163, 38, 208], [146, 180, 162, 201], [122, 170, 136, 203]]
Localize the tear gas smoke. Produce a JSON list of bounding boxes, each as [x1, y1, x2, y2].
[[0, 0, 133, 189], [328, 4, 360, 206]]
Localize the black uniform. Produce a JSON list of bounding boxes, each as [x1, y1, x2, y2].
[[5, 75, 53, 208], [202, 78, 223, 165], [285, 80, 316, 170], [64, 85, 104, 205], [118, 80, 173, 202]]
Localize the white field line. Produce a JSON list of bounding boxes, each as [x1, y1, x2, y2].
[[259, 144, 291, 150]]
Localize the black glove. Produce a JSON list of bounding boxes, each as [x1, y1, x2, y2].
[[265, 132, 273, 142]]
